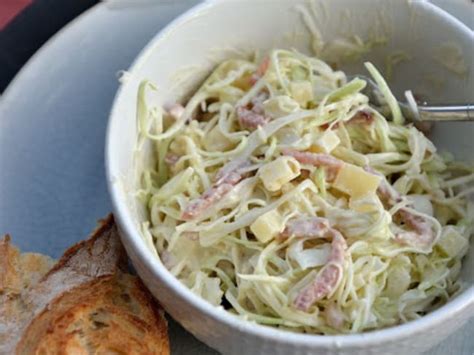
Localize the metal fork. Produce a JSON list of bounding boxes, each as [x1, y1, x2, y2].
[[349, 75, 474, 122]]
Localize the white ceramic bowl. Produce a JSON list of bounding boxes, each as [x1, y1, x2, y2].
[[106, 1, 474, 354]]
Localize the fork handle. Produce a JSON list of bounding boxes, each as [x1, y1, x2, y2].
[[416, 104, 474, 122]]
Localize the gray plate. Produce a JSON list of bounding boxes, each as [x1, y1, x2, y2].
[[0, 1, 472, 354]]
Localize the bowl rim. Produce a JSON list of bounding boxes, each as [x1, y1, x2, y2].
[[106, 0, 474, 348]]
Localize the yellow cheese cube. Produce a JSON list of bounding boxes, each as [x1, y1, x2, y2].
[[310, 130, 341, 154], [203, 126, 233, 152], [258, 156, 301, 192], [289, 81, 313, 106], [437, 226, 468, 257], [333, 163, 381, 198], [250, 210, 283, 243]]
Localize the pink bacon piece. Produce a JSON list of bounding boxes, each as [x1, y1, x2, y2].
[[236, 91, 270, 130], [181, 183, 234, 221], [293, 229, 347, 312], [395, 208, 434, 247], [364, 166, 435, 248], [278, 216, 347, 311], [181, 160, 249, 220], [282, 149, 343, 181], [237, 106, 269, 129], [215, 159, 251, 186], [249, 56, 270, 85], [280, 217, 330, 240]]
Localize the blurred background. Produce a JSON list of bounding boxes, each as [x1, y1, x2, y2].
[[0, 0, 98, 92], [1, 0, 472, 93]]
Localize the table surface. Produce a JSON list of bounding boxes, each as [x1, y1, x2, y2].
[[0, 1, 473, 354]]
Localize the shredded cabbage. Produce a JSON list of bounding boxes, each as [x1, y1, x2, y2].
[[137, 49, 474, 334]]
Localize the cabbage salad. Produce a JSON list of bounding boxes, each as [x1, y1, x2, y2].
[[137, 49, 474, 334]]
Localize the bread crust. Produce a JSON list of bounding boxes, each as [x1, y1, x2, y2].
[[0, 214, 169, 355], [0, 235, 54, 294], [17, 273, 169, 355], [0, 235, 54, 354]]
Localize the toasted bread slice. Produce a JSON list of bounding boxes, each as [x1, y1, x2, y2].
[[0, 235, 54, 352], [0, 235, 54, 293], [0, 214, 169, 355], [17, 272, 169, 355]]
